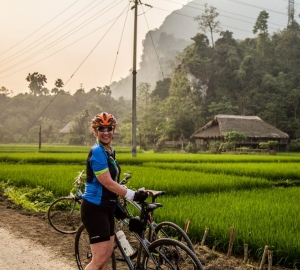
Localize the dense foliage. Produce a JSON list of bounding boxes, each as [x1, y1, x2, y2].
[[1, 9, 300, 149]]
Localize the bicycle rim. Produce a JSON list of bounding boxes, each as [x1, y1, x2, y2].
[[143, 238, 203, 270], [47, 197, 81, 234], [75, 224, 117, 270], [152, 221, 195, 252]]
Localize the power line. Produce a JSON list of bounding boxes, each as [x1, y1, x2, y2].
[[141, 4, 165, 81], [109, 4, 131, 85], [0, 0, 106, 66], [0, 1, 125, 76], [0, 0, 81, 57], [0, 8, 129, 80], [64, 3, 129, 86]]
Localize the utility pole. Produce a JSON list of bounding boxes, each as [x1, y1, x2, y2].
[[39, 125, 41, 150], [288, 0, 294, 27], [132, 0, 138, 157]]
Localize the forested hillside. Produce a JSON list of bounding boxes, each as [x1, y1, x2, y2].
[[0, 8, 300, 150]]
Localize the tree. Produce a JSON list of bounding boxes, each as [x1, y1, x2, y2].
[[286, 88, 300, 119], [0, 86, 13, 96], [55, 78, 64, 89], [208, 96, 239, 118], [223, 131, 247, 151], [52, 79, 64, 95], [194, 4, 222, 48], [253, 10, 269, 36], [253, 10, 270, 56], [26, 72, 47, 96], [151, 78, 171, 100], [69, 109, 90, 145]]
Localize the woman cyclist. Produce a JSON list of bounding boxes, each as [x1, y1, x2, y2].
[[81, 112, 148, 270]]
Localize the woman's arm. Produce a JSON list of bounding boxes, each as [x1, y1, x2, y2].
[[96, 170, 128, 197]]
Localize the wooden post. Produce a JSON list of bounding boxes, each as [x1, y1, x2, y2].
[[243, 244, 248, 263], [259, 245, 269, 270], [184, 220, 190, 233], [201, 228, 209, 246], [268, 250, 273, 270], [39, 125, 41, 150], [227, 227, 235, 258]]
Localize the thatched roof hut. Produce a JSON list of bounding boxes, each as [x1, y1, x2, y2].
[[190, 115, 289, 151], [59, 121, 75, 134]]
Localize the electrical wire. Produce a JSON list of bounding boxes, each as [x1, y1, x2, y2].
[[5, 2, 130, 153], [141, 4, 165, 81], [109, 4, 131, 85], [0, 0, 105, 66], [0, 9, 128, 80], [64, 3, 130, 86], [0, 0, 122, 74], [0, 0, 80, 57]]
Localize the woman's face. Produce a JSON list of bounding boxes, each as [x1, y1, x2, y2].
[[96, 126, 114, 145]]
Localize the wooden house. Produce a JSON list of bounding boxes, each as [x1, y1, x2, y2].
[[190, 115, 289, 151]]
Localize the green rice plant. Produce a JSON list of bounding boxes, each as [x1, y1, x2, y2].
[[0, 152, 87, 164], [153, 188, 300, 268], [120, 165, 273, 195], [143, 162, 300, 182], [0, 144, 140, 154], [0, 164, 84, 196], [1, 149, 300, 165], [117, 152, 300, 164], [0, 144, 40, 153]]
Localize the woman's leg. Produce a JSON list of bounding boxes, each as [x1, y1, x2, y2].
[[85, 235, 115, 270]]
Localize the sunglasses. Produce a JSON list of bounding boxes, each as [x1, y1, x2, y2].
[[97, 126, 114, 132]]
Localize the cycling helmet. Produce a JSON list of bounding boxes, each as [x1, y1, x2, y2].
[[91, 112, 117, 128]]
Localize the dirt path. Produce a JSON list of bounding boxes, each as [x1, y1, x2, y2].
[[0, 227, 76, 270], [0, 192, 292, 270]]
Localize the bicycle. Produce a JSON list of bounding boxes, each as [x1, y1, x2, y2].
[[47, 170, 194, 251], [47, 170, 84, 234], [75, 194, 204, 270], [118, 175, 195, 254]]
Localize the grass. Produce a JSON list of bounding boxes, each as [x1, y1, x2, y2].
[[0, 144, 299, 268]]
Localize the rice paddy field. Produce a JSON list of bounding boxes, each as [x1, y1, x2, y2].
[[0, 144, 299, 268]]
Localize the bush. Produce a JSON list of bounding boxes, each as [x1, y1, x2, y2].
[[288, 140, 300, 152], [69, 135, 85, 145], [185, 142, 197, 153]]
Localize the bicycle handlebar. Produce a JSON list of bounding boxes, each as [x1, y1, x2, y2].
[[120, 173, 132, 185], [120, 173, 166, 202], [73, 170, 85, 187]]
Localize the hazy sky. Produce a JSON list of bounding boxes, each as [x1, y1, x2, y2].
[[0, 0, 297, 96]]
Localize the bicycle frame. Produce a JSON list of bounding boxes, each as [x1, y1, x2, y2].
[[121, 194, 165, 241], [115, 205, 163, 269]]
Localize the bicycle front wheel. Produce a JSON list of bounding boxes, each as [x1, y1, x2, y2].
[[47, 197, 81, 234], [152, 221, 195, 252], [143, 238, 203, 270], [75, 224, 116, 270]]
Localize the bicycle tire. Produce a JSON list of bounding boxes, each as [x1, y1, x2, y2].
[[120, 199, 195, 252], [143, 238, 203, 270], [75, 224, 116, 270], [47, 197, 81, 234], [152, 221, 195, 252]]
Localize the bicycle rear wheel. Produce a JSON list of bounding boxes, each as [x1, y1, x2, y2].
[[47, 197, 81, 234], [75, 224, 116, 270], [152, 221, 195, 252], [143, 238, 203, 270]]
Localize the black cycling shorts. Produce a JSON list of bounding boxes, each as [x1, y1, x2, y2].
[[81, 199, 116, 244]]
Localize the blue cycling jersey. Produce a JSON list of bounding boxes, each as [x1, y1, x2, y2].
[[83, 142, 120, 207]]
